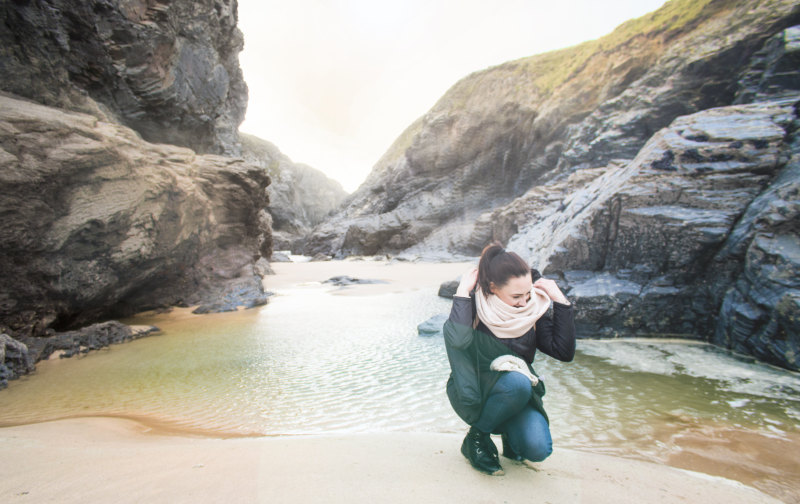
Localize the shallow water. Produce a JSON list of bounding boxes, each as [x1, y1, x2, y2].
[[1, 281, 799, 499]]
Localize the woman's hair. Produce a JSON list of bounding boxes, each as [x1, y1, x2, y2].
[[477, 242, 530, 297]]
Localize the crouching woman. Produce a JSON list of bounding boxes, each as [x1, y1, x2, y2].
[[443, 243, 575, 475]]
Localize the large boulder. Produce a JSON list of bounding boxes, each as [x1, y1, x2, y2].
[[0, 94, 272, 339], [0, 0, 247, 155]]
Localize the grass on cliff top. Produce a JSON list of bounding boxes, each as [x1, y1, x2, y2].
[[516, 0, 725, 93]]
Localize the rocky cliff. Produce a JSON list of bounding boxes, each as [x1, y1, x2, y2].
[[240, 134, 348, 251], [0, 0, 247, 155], [0, 95, 272, 339], [0, 0, 272, 387], [304, 0, 800, 370]]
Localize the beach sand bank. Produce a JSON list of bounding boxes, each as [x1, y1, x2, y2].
[[0, 417, 782, 504]]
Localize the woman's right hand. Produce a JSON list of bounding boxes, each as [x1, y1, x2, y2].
[[455, 266, 479, 298]]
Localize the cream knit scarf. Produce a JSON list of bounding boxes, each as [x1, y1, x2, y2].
[[474, 286, 551, 339]]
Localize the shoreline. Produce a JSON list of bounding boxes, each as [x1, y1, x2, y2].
[[0, 416, 782, 504]]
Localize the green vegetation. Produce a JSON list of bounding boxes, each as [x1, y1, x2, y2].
[[514, 0, 726, 94]]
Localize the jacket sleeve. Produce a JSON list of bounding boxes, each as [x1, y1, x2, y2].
[[534, 302, 576, 362], [443, 295, 482, 425], [443, 296, 474, 349]]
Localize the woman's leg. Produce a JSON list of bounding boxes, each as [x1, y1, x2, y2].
[[500, 405, 552, 462], [473, 371, 532, 434]]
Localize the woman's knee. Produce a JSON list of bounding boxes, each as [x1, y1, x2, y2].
[[520, 437, 552, 462], [494, 371, 532, 404], [505, 407, 552, 462]]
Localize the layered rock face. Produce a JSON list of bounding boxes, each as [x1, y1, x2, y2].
[[304, 0, 799, 257], [305, 0, 800, 369], [0, 0, 247, 155], [0, 95, 271, 341], [240, 134, 348, 251]]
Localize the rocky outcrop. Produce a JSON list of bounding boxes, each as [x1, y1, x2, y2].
[[304, 0, 800, 257], [0, 0, 247, 155], [305, 1, 800, 370], [0, 94, 272, 340], [240, 134, 347, 251]]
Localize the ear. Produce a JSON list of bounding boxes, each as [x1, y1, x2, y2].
[[488, 281, 497, 295]]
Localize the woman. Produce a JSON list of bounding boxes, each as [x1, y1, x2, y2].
[[443, 243, 575, 475]]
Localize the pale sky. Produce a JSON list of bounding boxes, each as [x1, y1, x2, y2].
[[238, 0, 667, 192]]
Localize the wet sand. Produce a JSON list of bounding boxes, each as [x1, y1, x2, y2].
[[0, 417, 782, 504]]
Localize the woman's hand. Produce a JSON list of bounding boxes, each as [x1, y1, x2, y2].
[[455, 266, 479, 298], [534, 277, 570, 305]]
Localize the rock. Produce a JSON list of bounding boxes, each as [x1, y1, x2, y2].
[[302, 0, 800, 257], [437, 281, 459, 299], [0, 0, 247, 155], [0, 94, 271, 338], [418, 313, 448, 336], [322, 276, 388, 287], [19, 322, 160, 365], [254, 257, 275, 277], [311, 253, 333, 262], [270, 251, 293, 263], [0, 334, 35, 389], [735, 25, 800, 104], [240, 134, 348, 250]]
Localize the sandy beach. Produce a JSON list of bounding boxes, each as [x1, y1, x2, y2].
[[0, 260, 792, 503], [0, 416, 782, 504]]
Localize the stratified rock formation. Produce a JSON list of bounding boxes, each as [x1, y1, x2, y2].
[[0, 0, 272, 385], [306, 0, 800, 370], [0, 95, 272, 342], [0, 0, 247, 155], [240, 134, 348, 250]]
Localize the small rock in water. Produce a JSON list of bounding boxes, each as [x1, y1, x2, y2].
[[438, 280, 459, 299], [418, 313, 448, 336], [323, 276, 388, 286]]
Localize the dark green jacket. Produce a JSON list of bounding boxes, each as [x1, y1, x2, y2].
[[444, 295, 575, 427]]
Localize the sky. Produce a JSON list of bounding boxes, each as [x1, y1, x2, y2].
[[237, 0, 668, 192]]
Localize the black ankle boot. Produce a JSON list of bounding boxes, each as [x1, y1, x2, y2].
[[501, 432, 523, 461], [461, 427, 503, 475]]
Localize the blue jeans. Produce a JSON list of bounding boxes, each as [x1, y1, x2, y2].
[[473, 371, 553, 462]]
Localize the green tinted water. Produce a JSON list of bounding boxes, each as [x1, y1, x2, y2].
[[1, 283, 798, 498]]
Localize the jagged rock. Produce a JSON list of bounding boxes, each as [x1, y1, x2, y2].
[[735, 25, 800, 104], [505, 99, 799, 368], [0, 0, 247, 155], [0, 334, 34, 389], [0, 94, 271, 339], [311, 253, 333, 262], [19, 321, 160, 364], [240, 134, 348, 250]]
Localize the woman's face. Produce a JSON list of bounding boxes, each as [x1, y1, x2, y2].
[[491, 274, 533, 307]]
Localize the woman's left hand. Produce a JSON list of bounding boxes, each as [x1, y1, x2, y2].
[[534, 278, 570, 305]]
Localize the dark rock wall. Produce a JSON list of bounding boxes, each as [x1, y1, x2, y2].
[[0, 0, 247, 155], [0, 95, 271, 340]]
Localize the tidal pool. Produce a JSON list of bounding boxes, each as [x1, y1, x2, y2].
[[1, 279, 798, 500]]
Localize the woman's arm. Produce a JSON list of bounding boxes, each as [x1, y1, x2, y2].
[[533, 278, 575, 361], [444, 267, 478, 349]]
